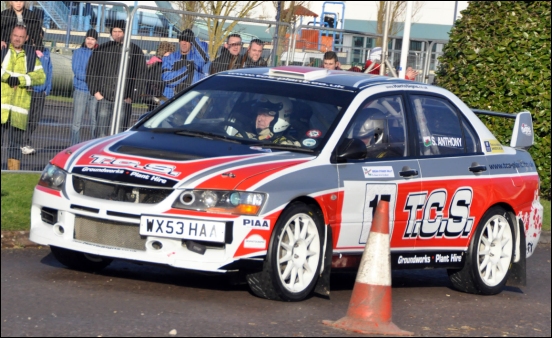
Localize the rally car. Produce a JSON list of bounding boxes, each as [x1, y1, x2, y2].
[[30, 66, 543, 301]]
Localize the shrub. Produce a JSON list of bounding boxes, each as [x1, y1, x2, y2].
[[436, 1, 551, 198]]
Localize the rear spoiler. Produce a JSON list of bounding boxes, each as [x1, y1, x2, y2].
[[472, 109, 534, 149]]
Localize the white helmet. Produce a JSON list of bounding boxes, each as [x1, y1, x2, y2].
[[354, 108, 387, 145], [252, 95, 293, 133]]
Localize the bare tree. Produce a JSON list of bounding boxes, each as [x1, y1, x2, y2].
[[375, 1, 424, 46], [170, 1, 201, 31], [198, 1, 263, 59]]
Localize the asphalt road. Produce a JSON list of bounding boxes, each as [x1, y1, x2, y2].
[[1, 246, 550, 337]]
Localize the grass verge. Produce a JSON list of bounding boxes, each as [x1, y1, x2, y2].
[[1, 173, 551, 232]]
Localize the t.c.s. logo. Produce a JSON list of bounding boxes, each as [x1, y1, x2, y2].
[[403, 188, 474, 239]]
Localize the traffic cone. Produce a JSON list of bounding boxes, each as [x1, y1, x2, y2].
[[323, 198, 412, 335]]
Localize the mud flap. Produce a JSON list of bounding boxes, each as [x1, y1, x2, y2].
[[315, 225, 332, 299], [507, 216, 527, 287]]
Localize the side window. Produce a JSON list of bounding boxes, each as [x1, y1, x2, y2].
[[410, 95, 472, 156], [345, 95, 407, 159]]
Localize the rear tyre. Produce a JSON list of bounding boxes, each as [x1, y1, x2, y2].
[[448, 206, 514, 295], [50, 246, 112, 272], [246, 202, 324, 301]]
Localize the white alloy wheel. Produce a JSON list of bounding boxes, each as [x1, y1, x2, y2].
[[477, 214, 513, 287], [276, 212, 321, 293]]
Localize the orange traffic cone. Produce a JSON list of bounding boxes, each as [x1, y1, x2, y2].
[[323, 198, 412, 335]]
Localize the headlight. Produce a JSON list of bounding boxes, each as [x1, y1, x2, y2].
[[38, 164, 67, 191], [173, 190, 266, 215]]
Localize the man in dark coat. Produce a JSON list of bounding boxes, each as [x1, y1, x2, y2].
[[240, 39, 268, 69], [1, 1, 43, 49], [86, 20, 147, 137], [209, 34, 243, 75]]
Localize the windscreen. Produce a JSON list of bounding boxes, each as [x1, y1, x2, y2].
[[139, 76, 356, 152]]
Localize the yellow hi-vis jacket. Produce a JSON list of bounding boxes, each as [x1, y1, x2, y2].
[[1, 44, 45, 131]]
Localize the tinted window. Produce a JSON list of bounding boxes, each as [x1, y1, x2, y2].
[[410, 95, 476, 156], [344, 95, 407, 159]]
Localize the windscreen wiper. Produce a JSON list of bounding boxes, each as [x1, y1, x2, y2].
[[248, 142, 314, 153], [174, 130, 242, 143]]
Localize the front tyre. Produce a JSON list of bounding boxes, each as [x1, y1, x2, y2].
[[50, 246, 113, 272], [246, 202, 324, 301], [448, 206, 514, 295]]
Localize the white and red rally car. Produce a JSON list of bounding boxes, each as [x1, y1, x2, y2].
[[30, 66, 543, 301]]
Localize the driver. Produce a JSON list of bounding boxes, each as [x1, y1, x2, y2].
[[238, 96, 300, 146], [354, 108, 401, 158]]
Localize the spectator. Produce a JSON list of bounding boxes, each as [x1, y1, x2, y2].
[[161, 29, 210, 100], [348, 65, 362, 72], [86, 20, 147, 137], [364, 47, 419, 80], [1, 1, 43, 50], [210, 34, 243, 75], [322, 51, 341, 70], [1, 24, 45, 170], [142, 41, 175, 111], [240, 39, 267, 68], [70, 29, 99, 145], [21, 28, 52, 155]]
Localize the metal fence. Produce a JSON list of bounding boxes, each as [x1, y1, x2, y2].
[[1, 2, 292, 172]]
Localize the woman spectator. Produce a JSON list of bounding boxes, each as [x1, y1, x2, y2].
[[143, 41, 175, 111]]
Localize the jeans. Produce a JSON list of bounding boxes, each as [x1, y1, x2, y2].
[[24, 91, 46, 146], [71, 89, 98, 145], [97, 99, 132, 138], [1, 120, 25, 161]]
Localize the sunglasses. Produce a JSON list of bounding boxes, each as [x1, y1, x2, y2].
[[228, 42, 242, 48]]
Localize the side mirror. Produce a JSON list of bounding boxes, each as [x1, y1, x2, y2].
[[333, 138, 367, 163]]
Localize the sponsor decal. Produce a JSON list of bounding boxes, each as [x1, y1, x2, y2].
[[484, 140, 504, 153], [81, 167, 124, 174], [403, 188, 475, 239], [363, 166, 395, 178], [244, 234, 267, 249], [488, 161, 535, 170], [424, 136, 462, 148], [302, 138, 317, 147], [391, 251, 465, 269], [306, 129, 322, 138], [484, 140, 492, 152], [89, 155, 181, 177], [521, 123, 532, 136], [241, 217, 271, 230], [230, 72, 347, 89]]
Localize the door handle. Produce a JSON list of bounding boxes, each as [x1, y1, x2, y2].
[[469, 163, 487, 173], [400, 167, 419, 177]]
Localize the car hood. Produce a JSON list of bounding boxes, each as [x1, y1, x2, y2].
[[50, 131, 314, 189]]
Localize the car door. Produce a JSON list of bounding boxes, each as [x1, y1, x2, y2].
[[335, 94, 422, 253], [407, 93, 489, 255]]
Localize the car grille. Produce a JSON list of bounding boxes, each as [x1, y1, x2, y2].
[[74, 216, 146, 251], [72, 176, 173, 204]]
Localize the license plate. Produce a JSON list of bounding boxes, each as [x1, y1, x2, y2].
[[140, 216, 226, 243]]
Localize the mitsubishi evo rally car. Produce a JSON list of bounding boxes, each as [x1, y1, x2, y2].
[[30, 66, 544, 301]]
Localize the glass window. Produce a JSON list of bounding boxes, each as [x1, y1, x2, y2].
[[410, 95, 477, 156], [344, 95, 408, 159], [140, 77, 356, 153]]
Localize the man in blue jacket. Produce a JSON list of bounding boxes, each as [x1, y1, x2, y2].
[[21, 29, 52, 155], [162, 29, 210, 99], [70, 29, 98, 145]]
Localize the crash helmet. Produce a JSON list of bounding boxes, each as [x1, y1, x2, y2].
[[354, 108, 388, 146], [252, 95, 293, 133]]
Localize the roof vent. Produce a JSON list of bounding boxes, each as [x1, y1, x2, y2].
[[269, 66, 329, 81]]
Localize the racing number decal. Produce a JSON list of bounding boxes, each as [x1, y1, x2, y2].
[[403, 187, 475, 239], [359, 184, 397, 244]]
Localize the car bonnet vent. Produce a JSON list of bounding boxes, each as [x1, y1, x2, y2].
[[116, 146, 203, 161]]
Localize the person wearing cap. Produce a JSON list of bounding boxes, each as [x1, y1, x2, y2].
[[161, 29, 210, 99], [86, 19, 147, 137], [70, 29, 99, 145], [210, 33, 243, 75], [21, 27, 53, 155], [364, 46, 419, 80], [240, 39, 267, 69]]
